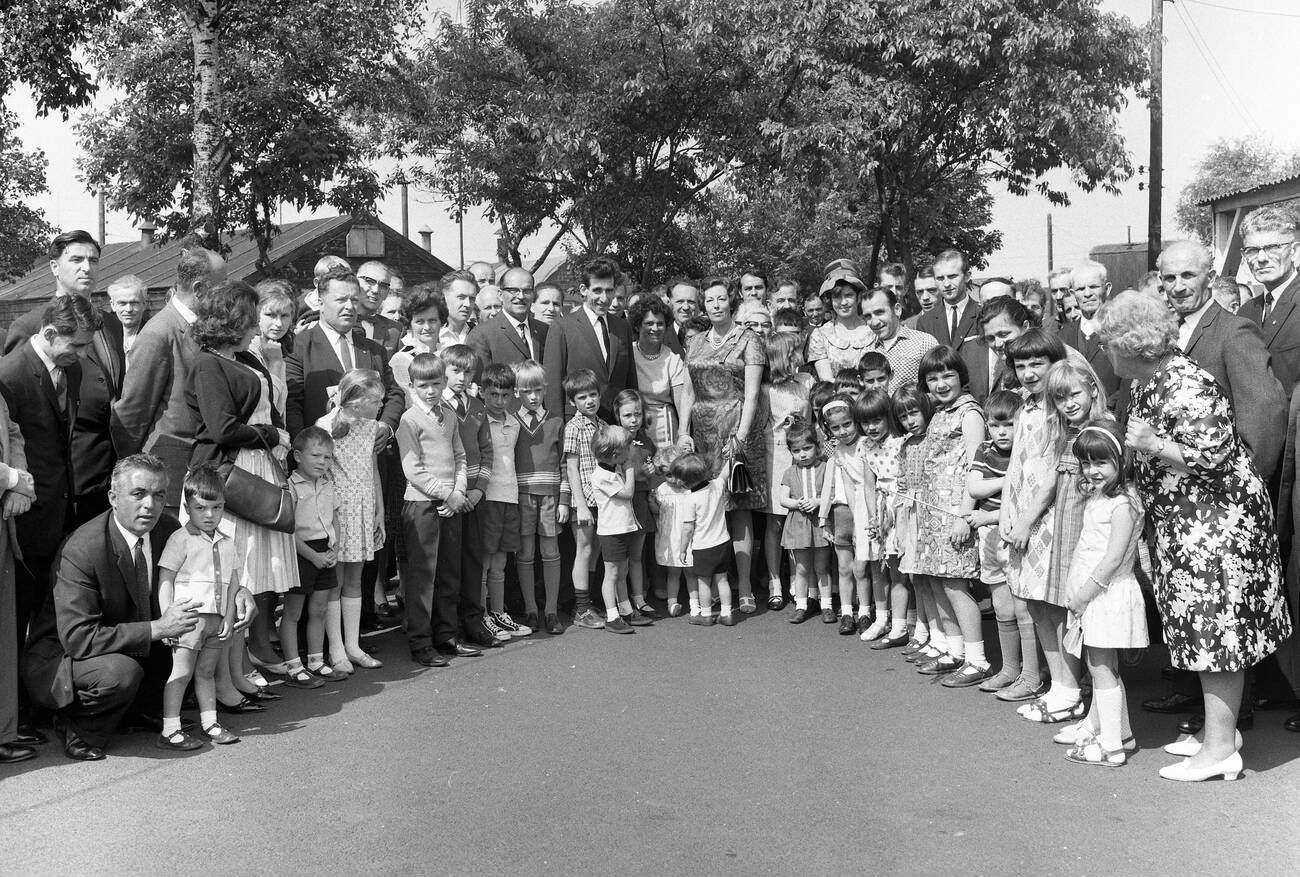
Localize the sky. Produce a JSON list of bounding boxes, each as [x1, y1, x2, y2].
[[8, 0, 1300, 281]]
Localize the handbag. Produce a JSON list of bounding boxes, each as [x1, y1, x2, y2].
[[728, 452, 756, 498], [220, 433, 296, 533]]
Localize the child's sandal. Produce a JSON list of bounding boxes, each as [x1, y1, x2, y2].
[[1064, 737, 1126, 767], [1019, 698, 1085, 724], [286, 666, 325, 689]]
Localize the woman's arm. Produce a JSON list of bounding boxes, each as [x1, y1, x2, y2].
[[672, 372, 695, 439], [737, 363, 763, 438]]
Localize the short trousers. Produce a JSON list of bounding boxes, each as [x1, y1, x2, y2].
[[978, 525, 1009, 586], [294, 538, 338, 594], [480, 500, 521, 554], [173, 612, 224, 652], [518, 493, 560, 538], [827, 504, 855, 547], [599, 531, 637, 562], [692, 540, 734, 579]]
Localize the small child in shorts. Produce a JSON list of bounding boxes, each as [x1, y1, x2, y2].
[[282, 426, 341, 687], [480, 363, 529, 639], [590, 425, 651, 634]]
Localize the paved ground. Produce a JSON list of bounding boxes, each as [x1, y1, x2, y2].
[[2, 610, 1299, 876]]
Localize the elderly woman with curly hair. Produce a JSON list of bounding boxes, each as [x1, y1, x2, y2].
[[1098, 290, 1292, 782]]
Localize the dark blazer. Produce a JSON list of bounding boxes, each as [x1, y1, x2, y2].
[[111, 300, 201, 456], [542, 306, 634, 419], [1238, 272, 1300, 397], [961, 342, 1007, 404], [74, 312, 126, 498], [188, 350, 283, 469], [0, 344, 81, 556], [285, 322, 405, 437], [1058, 318, 1121, 403], [917, 298, 978, 350], [467, 312, 549, 371], [23, 511, 181, 710], [361, 314, 403, 362], [1178, 301, 1287, 484]]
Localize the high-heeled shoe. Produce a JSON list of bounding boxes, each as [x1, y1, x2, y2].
[[347, 651, 382, 669], [1158, 750, 1243, 782], [247, 653, 289, 675], [1163, 730, 1242, 758]]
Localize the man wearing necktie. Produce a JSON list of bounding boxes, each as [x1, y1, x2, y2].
[[467, 267, 549, 375], [542, 257, 635, 420], [918, 249, 977, 350], [355, 261, 403, 361]]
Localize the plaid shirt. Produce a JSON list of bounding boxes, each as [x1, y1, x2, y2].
[[563, 413, 607, 507], [871, 326, 939, 391]]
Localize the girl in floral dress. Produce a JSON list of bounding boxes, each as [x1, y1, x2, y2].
[[761, 332, 814, 609]]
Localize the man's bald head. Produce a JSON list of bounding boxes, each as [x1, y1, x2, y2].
[[1156, 240, 1212, 275], [468, 261, 494, 287], [500, 267, 534, 319]]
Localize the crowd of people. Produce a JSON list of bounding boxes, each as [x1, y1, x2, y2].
[[2, 209, 1300, 785]]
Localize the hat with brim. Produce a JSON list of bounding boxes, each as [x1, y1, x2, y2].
[[819, 270, 867, 296]]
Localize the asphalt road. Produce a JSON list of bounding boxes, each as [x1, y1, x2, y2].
[[2, 610, 1299, 876]]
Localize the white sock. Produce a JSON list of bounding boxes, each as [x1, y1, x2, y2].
[[874, 602, 887, 619], [606, 606, 620, 622], [1047, 684, 1081, 710], [200, 709, 217, 730], [325, 601, 345, 661], [857, 605, 871, 619], [618, 600, 633, 616], [966, 640, 987, 668], [913, 621, 929, 642], [948, 637, 965, 660], [162, 716, 181, 735], [930, 632, 947, 654], [1094, 686, 1124, 751], [688, 593, 701, 613], [795, 597, 808, 610], [341, 596, 363, 654]]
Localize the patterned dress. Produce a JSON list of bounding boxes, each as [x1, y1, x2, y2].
[[229, 369, 297, 594], [316, 412, 383, 563], [896, 432, 926, 574], [686, 325, 768, 511], [1003, 394, 1057, 601], [861, 435, 903, 558], [1045, 423, 1087, 607], [912, 395, 981, 578], [1130, 355, 1291, 672], [807, 321, 876, 376], [763, 373, 814, 514]]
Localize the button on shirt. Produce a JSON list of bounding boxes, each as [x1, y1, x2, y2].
[[158, 520, 237, 615], [1177, 299, 1214, 351], [871, 327, 941, 391], [290, 471, 339, 545]]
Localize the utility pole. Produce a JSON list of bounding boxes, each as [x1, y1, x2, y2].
[[400, 181, 410, 238], [1047, 213, 1054, 271], [97, 191, 107, 248], [1148, 0, 1163, 271]]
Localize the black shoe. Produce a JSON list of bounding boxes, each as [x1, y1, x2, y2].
[[435, 639, 482, 658], [1253, 695, 1300, 712], [837, 615, 856, 635], [245, 687, 282, 702], [1284, 713, 1300, 733], [1142, 692, 1202, 714], [524, 612, 541, 633], [463, 623, 504, 648], [870, 630, 910, 650], [374, 603, 401, 621], [789, 607, 811, 624], [216, 697, 267, 715], [545, 613, 564, 635], [411, 647, 450, 667], [360, 613, 388, 632], [1178, 711, 1254, 735], [55, 718, 105, 762], [15, 724, 47, 746], [0, 743, 37, 764]]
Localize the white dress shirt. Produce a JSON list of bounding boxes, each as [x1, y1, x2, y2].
[[320, 322, 356, 370], [582, 305, 609, 361], [113, 515, 153, 584], [1177, 299, 1214, 352]]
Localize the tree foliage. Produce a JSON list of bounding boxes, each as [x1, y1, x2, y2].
[[1175, 137, 1300, 244], [76, 0, 422, 269], [0, 107, 56, 280], [0, 0, 125, 113]]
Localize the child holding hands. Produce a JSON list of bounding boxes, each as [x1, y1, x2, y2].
[[590, 425, 650, 633]]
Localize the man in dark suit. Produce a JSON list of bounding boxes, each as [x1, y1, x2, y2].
[[1238, 206, 1300, 397], [542, 256, 635, 419], [23, 454, 255, 760], [355, 260, 404, 361], [3, 229, 101, 355], [468, 266, 548, 371], [0, 294, 99, 666], [1057, 261, 1121, 402], [286, 266, 405, 438], [112, 245, 225, 513], [917, 249, 979, 350]]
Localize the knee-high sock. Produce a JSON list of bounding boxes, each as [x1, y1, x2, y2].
[[342, 596, 363, 655], [1019, 620, 1041, 683], [1094, 685, 1124, 752], [542, 556, 561, 615], [996, 616, 1021, 678], [517, 558, 538, 615], [325, 600, 345, 662]]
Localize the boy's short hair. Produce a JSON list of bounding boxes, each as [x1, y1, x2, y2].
[[292, 425, 334, 454], [440, 343, 479, 373], [407, 352, 445, 384], [984, 389, 1023, 423], [858, 350, 892, 375], [562, 368, 601, 402], [669, 452, 711, 488], [592, 424, 631, 462], [511, 359, 546, 389], [480, 362, 517, 392], [182, 462, 225, 505]]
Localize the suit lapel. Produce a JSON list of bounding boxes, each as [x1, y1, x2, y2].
[[1262, 274, 1300, 347], [954, 302, 977, 349], [1184, 302, 1218, 356], [109, 517, 146, 617], [573, 311, 609, 378], [500, 316, 530, 359]]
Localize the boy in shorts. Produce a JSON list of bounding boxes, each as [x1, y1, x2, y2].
[[282, 426, 341, 686], [156, 464, 241, 750], [479, 363, 529, 639], [562, 368, 608, 629], [589, 425, 650, 634], [511, 359, 568, 635]]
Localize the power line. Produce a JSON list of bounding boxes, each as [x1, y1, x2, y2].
[[1183, 0, 1300, 18], [1171, 1, 1264, 135]]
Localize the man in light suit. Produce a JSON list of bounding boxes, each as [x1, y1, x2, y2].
[[542, 256, 635, 420], [467, 266, 548, 371], [1057, 260, 1121, 402], [917, 249, 978, 350], [112, 244, 225, 513], [23, 455, 254, 760], [0, 395, 38, 763]]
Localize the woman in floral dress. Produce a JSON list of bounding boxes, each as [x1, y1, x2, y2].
[[1100, 291, 1291, 781], [687, 277, 768, 612], [808, 274, 876, 380]]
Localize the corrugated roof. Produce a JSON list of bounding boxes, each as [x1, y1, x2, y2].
[[0, 215, 354, 303], [1195, 172, 1300, 207]]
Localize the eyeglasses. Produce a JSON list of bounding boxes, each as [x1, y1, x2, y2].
[[357, 276, 390, 292], [501, 287, 533, 298], [1242, 242, 1296, 260]]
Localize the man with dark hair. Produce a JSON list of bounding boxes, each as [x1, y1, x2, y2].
[[113, 245, 225, 513], [542, 256, 635, 418], [0, 294, 101, 715], [861, 284, 939, 390], [917, 249, 978, 349], [667, 279, 700, 350], [439, 270, 478, 348], [3, 230, 103, 356]]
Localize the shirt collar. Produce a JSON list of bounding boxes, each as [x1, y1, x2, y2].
[[320, 322, 351, 347], [582, 304, 607, 327], [29, 336, 60, 377], [1180, 298, 1214, 337], [171, 295, 197, 325], [184, 519, 233, 542], [113, 515, 151, 551]]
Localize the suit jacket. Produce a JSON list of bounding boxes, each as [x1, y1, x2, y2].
[[74, 311, 126, 498], [285, 323, 405, 438], [542, 307, 634, 419], [111, 300, 201, 456], [960, 342, 1007, 404], [1058, 318, 1121, 404], [1180, 301, 1287, 483], [916, 298, 978, 350], [1238, 272, 1300, 397], [0, 344, 81, 556], [361, 314, 403, 362], [22, 511, 181, 710], [467, 312, 549, 372]]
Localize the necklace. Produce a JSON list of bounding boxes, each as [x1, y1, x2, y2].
[[640, 346, 662, 360]]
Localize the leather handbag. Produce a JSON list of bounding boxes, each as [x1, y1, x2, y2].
[[220, 434, 295, 533], [728, 452, 756, 499]]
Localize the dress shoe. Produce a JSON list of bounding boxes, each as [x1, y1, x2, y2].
[[56, 719, 106, 761], [1178, 711, 1253, 735], [201, 723, 241, 745], [789, 607, 812, 624], [1284, 713, 1300, 733], [1163, 730, 1242, 757], [374, 603, 401, 621], [216, 697, 267, 715], [1159, 750, 1243, 782], [718, 613, 739, 627], [156, 729, 204, 752], [15, 725, 47, 746], [245, 687, 282, 701], [870, 630, 909, 649], [411, 648, 450, 668], [1142, 692, 1202, 714], [1253, 695, 1299, 712], [524, 612, 541, 633], [0, 743, 37, 764], [918, 655, 962, 675], [463, 624, 504, 648], [435, 640, 482, 658], [360, 614, 388, 633], [545, 613, 564, 635]]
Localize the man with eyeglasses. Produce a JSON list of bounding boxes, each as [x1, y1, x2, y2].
[[1238, 206, 1300, 396], [468, 267, 548, 371], [355, 260, 402, 361], [1058, 259, 1119, 401]]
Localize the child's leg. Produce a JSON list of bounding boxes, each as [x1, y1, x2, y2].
[[1086, 647, 1124, 751], [247, 593, 280, 664], [601, 561, 622, 622], [518, 532, 539, 617], [728, 509, 754, 603], [539, 535, 561, 616], [928, 578, 961, 659], [852, 560, 870, 620], [322, 585, 344, 665], [664, 567, 682, 608], [628, 534, 648, 605], [339, 561, 372, 660], [713, 572, 732, 617], [941, 577, 987, 668], [764, 514, 784, 598], [306, 590, 329, 659], [1013, 594, 1042, 684], [486, 551, 508, 614], [812, 543, 831, 602], [696, 575, 712, 614], [887, 561, 910, 637], [163, 647, 197, 732], [279, 593, 306, 666], [193, 645, 225, 731], [614, 559, 632, 615], [834, 546, 855, 617], [214, 639, 248, 701], [860, 561, 891, 638], [988, 581, 1021, 680], [791, 549, 810, 608], [572, 523, 596, 619], [1027, 600, 1079, 709]]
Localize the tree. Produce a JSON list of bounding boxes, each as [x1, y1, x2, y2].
[[1175, 137, 1300, 245], [77, 0, 421, 270], [0, 108, 56, 280], [0, 0, 125, 113]]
